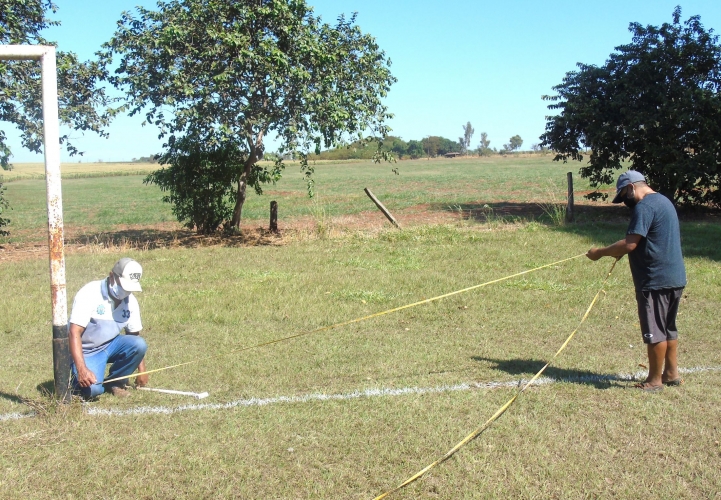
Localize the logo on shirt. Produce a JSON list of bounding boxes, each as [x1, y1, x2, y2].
[[97, 304, 106, 315], [122, 309, 131, 319]]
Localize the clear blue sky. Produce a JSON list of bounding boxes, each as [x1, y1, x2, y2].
[[5, 0, 721, 162]]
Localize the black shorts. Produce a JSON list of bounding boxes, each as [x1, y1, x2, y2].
[[635, 288, 683, 344]]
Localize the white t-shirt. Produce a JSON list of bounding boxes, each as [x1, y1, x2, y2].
[[68, 279, 142, 354]]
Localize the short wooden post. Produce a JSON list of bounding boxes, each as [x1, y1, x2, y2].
[[566, 172, 574, 222], [364, 188, 401, 229], [270, 200, 278, 232]]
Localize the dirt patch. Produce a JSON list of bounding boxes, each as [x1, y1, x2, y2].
[[0, 206, 458, 263], [1, 202, 718, 263]]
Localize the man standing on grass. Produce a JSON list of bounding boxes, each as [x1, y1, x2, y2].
[[69, 257, 149, 398], [586, 171, 686, 392]]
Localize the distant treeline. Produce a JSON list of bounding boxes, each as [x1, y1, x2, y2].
[[131, 155, 160, 163], [291, 135, 546, 161], [312, 136, 458, 160], [132, 135, 547, 163]]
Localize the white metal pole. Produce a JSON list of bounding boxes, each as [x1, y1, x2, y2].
[[41, 47, 70, 402], [0, 45, 69, 401]]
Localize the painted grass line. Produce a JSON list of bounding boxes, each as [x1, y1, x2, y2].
[[2, 365, 718, 421], [0, 412, 34, 422], [85, 365, 721, 418]]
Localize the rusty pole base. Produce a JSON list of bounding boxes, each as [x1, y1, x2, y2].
[[52, 326, 71, 402]]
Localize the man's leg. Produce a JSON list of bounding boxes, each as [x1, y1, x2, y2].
[[637, 289, 672, 389], [71, 350, 109, 399], [104, 334, 147, 388], [645, 341, 667, 388], [662, 339, 679, 383], [662, 288, 683, 384]]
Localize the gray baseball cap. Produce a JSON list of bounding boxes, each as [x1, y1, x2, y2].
[[112, 257, 143, 292], [612, 170, 646, 203]]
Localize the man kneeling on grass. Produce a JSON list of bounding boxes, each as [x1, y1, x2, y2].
[[69, 257, 149, 399], [586, 171, 686, 392]]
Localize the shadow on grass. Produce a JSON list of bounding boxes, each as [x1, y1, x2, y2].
[[550, 216, 721, 262], [65, 227, 284, 251], [435, 201, 629, 224], [472, 356, 628, 389], [0, 390, 24, 404], [436, 201, 721, 262], [0, 381, 54, 405], [36, 380, 55, 396]]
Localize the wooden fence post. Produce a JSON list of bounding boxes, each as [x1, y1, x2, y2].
[[566, 172, 574, 223], [270, 200, 278, 232], [364, 188, 401, 229]]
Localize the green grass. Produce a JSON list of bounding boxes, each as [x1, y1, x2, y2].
[[1, 221, 720, 498], [1, 156, 606, 244], [0, 161, 158, 181]]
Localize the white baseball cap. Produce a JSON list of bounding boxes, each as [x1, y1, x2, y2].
[[111, 257, 143, 292]]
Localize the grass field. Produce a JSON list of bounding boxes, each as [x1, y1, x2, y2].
[[1, 155, 610, 246], [1, 157, 720, 499], [0, 161, 158, 181]]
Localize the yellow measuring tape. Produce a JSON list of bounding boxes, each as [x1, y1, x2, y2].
[[372, 257, 619, 500], [105, 253, 588, 385]]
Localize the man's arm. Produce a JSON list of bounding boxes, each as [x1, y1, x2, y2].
[[127, 331, 149, 387], [69, 323, 96, 387], [587, 234, 642, 261]]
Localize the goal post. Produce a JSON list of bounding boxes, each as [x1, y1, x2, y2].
[[0, 45, 70, 402]]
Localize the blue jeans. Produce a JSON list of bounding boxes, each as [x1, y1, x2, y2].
[[71, 334, 147, 398]]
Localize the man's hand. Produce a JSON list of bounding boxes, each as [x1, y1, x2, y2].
[[135, 373, 149, 387], [587, 236, 639, 261], [134, 359, 149, 387], [76, 366, 97, 388], [586, 248, 603, 261]]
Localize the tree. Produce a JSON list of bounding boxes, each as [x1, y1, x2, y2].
[[540, 7, 721, 205], [421, 136, 460, 157], [389, 137, 408, 159], [504, 135, 523, 153], [407, 140, 424, 159], [1, 0, 114, 236], [422, 136, 440, 158], [102, 0, 396, 232], [144, 138, 250, 233], [476, 132, 492, 156], [0, 0, 114, 170], [460, 121, 474, 155], [437, 136, 461, 156]]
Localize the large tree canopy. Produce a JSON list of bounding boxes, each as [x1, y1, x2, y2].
[[102, 0, 396, 232], [0, 0, 114, 169], [540, 7, 721, 205]]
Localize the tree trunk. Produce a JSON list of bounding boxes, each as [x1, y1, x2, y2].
[[230, 157, 256, 231], [229, 128, 266, 231], [656, 177, 678, 205]]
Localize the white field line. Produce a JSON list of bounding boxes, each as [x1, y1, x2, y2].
[[2, 366, 719, 421], [0, 412, 34, 422]]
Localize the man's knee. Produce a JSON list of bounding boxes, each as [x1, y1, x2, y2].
[[125, 335, 147, 356]]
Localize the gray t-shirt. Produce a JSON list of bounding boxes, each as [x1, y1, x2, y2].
[[627, 193, 686, 291]]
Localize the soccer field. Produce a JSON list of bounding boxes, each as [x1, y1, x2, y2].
[[1, 157, 720, 498]]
